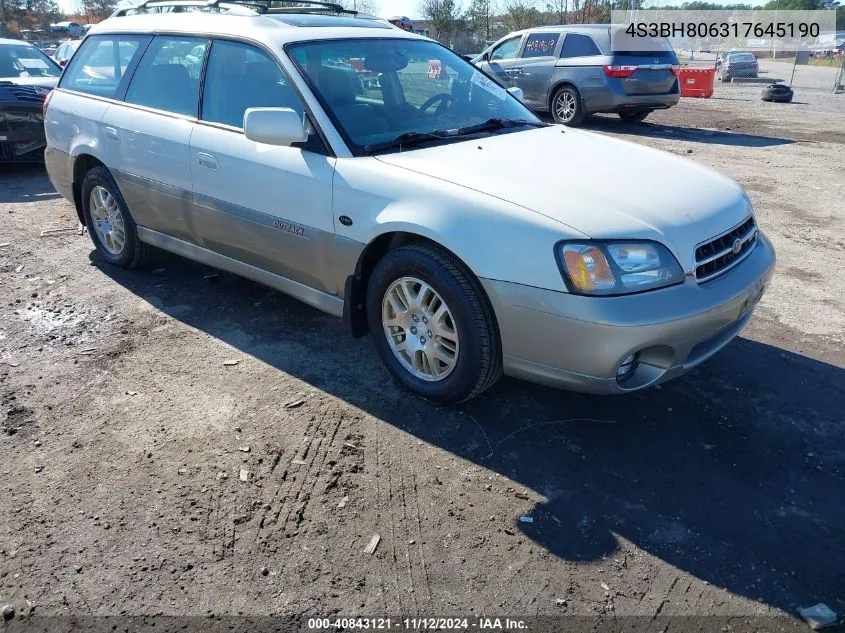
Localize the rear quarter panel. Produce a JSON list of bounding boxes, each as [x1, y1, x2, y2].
[[550, 57, 611, 111], [44, 90, 112, 197]]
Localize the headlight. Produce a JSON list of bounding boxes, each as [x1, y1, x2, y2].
[[555, 240, 684, 296]]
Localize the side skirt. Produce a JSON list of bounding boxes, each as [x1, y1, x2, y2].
[[137, 227, 344, 318]]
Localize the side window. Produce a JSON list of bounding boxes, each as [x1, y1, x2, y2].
[[522, 33, 560, 58], [59, 35, 146, 98], [201, 40, 304, 129], [124, 36, 208, 117], [490, 36, 521, 61], [560, 33, 601, 58]]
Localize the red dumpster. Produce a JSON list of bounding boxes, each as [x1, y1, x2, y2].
[[679, 66, 716, 98]]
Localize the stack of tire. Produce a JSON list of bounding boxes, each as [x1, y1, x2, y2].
[[761, 83, 794, 103]]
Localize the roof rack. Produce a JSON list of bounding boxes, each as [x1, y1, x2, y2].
[[112, 0, 353, 17]]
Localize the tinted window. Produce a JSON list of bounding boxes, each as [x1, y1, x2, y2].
[[560, 33, 601, 58], [0, 42, 61, 78], [490, 36, 521, 61], [125, 36, 207, 116], [522, 33, 559, 58], [60, 36, 145, 97], [202, 40, 303, 129]]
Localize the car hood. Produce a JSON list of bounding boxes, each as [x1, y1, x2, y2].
[[375, 125, 753, 273], [0, 76, 59, 89]]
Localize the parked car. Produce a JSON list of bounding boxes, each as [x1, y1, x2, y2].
[[474, 24, 681, 125], [53, 39, 82, 67], [44, 6, 774, 402], [718, 51, 759, 82], [0, 38, 61, 162]]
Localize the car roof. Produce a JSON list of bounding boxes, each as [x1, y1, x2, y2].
[[532, 23, 611, 32], [0, 38, 38, 45], [88, 10, 426, 45]]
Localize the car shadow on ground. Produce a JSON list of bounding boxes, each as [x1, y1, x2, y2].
[[0, 165, 64, 202], [93, 252, 845, 616], [577, 116, 794, 147]]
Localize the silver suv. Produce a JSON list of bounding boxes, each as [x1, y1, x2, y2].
[[475, 24, 681, 125]]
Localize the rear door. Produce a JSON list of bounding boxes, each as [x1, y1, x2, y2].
[[189, 39, 336, 292], [102, 35, 209, 243], [512, 31, 561, 108]]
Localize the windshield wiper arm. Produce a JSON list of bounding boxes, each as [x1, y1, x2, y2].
[[363, 131, 452, 154], [453, 118, 547, 137]]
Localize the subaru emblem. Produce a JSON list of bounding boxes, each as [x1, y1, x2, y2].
[[732, 238, 743, 255]]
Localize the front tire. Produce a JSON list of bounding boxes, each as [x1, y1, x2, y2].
[[365, 243, 502, 404], [81, 166, 152, 269], [550, 85, 587, 126]]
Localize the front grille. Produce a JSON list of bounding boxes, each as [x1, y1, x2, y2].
[[0, 81, 45, 104], [694, 216, 757, 282]]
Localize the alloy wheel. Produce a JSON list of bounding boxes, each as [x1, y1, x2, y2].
[[89, 185, 126, 256], [381, 276, 459, 381], [554, 90, 577, 122]]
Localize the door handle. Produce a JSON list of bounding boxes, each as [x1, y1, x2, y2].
[[197, 152, 219, 171], [104, 126, 119, 141]]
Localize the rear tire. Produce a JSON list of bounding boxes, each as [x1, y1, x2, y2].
[[365, 243, 502, 404], [618, 109, 651, 123], [81, 166, 153, 269], [550, 85, 587, 126]]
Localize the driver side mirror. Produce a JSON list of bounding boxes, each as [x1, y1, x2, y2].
[[482, 51, 490, 62], [243, 107, 307, 146]]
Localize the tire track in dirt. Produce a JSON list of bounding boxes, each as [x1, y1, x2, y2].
[[245, 402, 345, 551], [370, 431, 433, 614]]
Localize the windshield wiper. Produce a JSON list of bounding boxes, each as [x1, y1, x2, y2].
[[363, 131, 452, 154], [453, 118, 547, 137]]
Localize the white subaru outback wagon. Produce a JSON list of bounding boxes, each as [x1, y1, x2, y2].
[[44, 0, 775, 403]]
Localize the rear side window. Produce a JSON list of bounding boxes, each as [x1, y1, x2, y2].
[[201, 40, 303, 129], [125, 36, 208, 117], [60, 36, 145, 97], [522, 33, 560, 58], [560, 33, 601, 58]]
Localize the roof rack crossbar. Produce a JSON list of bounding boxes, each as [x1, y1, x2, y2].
[[113, 0, 351, 16], [227, 0, 350, 13], [113, 0, 224, 17]]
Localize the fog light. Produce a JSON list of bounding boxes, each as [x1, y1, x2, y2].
[[616, 353, 639, 380]]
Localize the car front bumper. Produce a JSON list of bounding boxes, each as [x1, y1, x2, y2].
[[0, 106, 46, 163], [481, 231, 776, 394]]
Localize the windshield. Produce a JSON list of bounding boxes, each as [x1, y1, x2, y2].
[[0, 43, 61, 78], [287, 38, 541, 154]]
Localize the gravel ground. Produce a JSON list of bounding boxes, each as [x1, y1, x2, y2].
[[1, 82, 843, 631]]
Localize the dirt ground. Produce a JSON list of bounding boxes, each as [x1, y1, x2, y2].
[[1, 81, 844, 631]]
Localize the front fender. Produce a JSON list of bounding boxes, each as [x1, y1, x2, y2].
[[333, 157, 585, 293]]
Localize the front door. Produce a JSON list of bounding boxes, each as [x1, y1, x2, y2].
[[189, 39, 336, 293], [477, 35, 524, 89]]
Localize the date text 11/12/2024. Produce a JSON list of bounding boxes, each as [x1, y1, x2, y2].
[[307, 617, 528, 630]]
